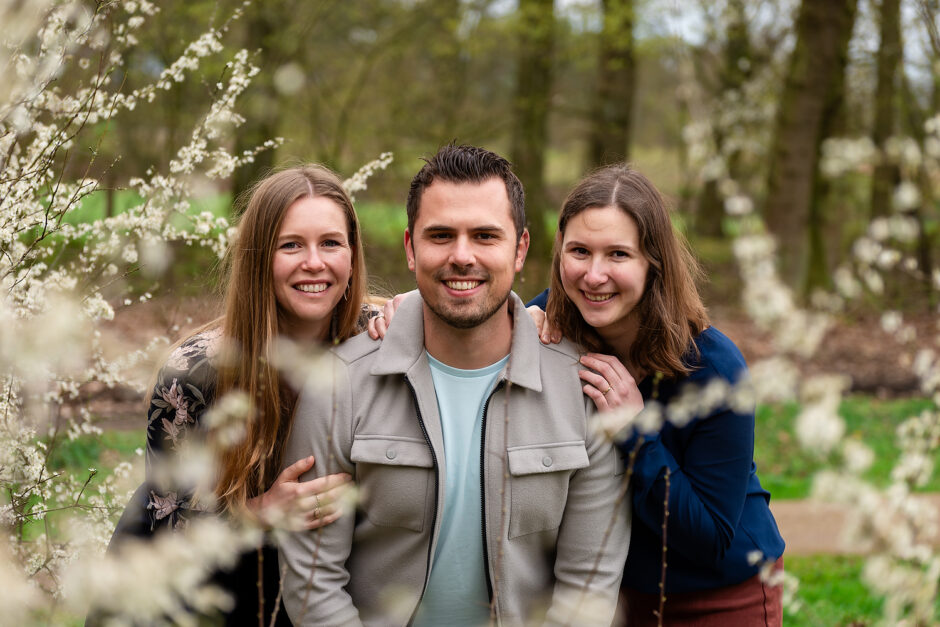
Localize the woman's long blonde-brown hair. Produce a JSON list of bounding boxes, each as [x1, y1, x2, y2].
[[213, 164, 367, 513], [546, 164, 709, 379]]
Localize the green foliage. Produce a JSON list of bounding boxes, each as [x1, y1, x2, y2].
[[786, 555, 883, 626], [46, 430, 145, 476], [756, 397, 939, 500]]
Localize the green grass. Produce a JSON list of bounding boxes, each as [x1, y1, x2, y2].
[[68, 189, 230, 224], [46, 429, 145, 474], [755, 397, 939, 500], [10, 429, 146, 542], [786, 555, 882, 626]]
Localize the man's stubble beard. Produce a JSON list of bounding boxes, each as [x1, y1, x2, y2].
[[423, 266, 512, 330], [424, 287, 512, 330]]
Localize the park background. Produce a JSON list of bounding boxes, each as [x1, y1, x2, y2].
[[2, 0, 940, 624]]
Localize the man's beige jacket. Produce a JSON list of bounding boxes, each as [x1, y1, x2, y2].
[[278, 292, 631, 626]]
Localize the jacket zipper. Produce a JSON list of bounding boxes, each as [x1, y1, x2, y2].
[[405, 377, 440, 626], [480, 380, 504, 613]]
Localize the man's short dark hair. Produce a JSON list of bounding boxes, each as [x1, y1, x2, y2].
[[406, 144, 526, 240]]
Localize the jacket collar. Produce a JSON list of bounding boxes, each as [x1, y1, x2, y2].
[[370, 291, 543, 392]]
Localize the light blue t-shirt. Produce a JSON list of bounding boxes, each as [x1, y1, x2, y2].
[[411, 352, 509, 627]]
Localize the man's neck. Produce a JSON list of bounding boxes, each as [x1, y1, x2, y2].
[[423, 302, 514, 370]]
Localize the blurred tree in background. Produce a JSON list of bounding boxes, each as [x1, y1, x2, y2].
[[70, 0, 939, 307]]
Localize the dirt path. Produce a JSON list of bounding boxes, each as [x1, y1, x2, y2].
[[772, 495, 940, 555]]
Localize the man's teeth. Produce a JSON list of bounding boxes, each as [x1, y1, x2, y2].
[[445, 280, 480, 291], [585, 293, 613, 302], [297, 283, 327, 293]]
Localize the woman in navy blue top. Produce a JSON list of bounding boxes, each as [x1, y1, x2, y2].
[[528, 164, 785, 626]]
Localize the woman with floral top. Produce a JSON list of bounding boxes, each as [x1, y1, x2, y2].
[[108, 164, 371, 625]]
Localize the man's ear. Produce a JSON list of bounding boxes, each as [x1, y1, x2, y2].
[[404, 229, 415, 272], [514, 228, 530, 273]]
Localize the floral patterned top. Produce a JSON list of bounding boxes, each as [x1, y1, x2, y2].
[[143, 306, 377, 531], [145, 327, 223, 530]]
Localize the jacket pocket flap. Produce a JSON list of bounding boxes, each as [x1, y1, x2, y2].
[[507, 441, 589, 475], [351, 435, 433, 468]]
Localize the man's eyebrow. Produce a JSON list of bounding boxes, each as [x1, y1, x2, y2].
[[421, 224, 506, 233]]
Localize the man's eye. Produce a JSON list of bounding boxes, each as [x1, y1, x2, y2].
[[430, 233, 452, 240]]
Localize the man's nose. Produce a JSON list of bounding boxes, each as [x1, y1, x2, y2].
[[449, 235, 476, 267]]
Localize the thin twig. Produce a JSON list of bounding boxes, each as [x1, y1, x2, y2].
[[654, 468, 671, 627], [573, 434, 644, 619], [268, 558, 289, 627]]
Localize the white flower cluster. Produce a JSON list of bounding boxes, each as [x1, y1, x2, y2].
[[0, 1, 291, 620], [60, 517, 262, 622], [343, 151, 395, 201], [679, 36, 940, 621]]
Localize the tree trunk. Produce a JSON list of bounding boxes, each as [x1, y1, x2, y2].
[[511, 0, 555, 292], [900, 6, 937, 308], [764, 0, 857, 293], [696, 0, 750, 238], [869, 0, 902, 219], [805, 3, 857, 295], [588, 0, 635, 168], [231, 3, 279, 206]]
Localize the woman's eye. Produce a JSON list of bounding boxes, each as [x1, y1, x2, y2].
[[322, 239, 341, 248], [279, 241, 300, 250], [612, 250, 629, 259], [570, 247, 588, 256]]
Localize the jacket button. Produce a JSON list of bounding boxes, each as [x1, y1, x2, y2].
[[386, 448, 397, 460], [542, 456, 553, 467]]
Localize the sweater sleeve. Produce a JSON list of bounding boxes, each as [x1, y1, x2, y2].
[[277, 355, 361, 627], [628, 398, 753, 567], [144, 332, 219, 531], [625, 329, 754, 568]]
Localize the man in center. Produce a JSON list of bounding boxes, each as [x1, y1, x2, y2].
[[278, 144, 630, 626]]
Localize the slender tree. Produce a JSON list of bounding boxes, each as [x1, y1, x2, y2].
[[589, 0, 635, 167], [696, 0, 751, 238], [764, 0, 857, 293], [805, 0, 858, 293], [511, 0, 555, 287], [231, 1, 278, 202], [899, 0, 940, 306], [869, 0, 903, 219]]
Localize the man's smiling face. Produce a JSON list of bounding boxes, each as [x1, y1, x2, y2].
[[405, 177, 528, 329]]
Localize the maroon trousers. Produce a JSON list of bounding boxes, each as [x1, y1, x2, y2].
[[619, 558, 784, 626]]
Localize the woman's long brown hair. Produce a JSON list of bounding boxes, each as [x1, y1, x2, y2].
[[213, 164, 367, 513], [546, 164, 709, 379]]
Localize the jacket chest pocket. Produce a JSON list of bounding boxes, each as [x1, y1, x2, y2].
[[351, 435, 434, 532], [506, 441, 589, 538]]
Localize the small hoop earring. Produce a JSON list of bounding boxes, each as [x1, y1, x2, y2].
[[343, 282, 351, 301]]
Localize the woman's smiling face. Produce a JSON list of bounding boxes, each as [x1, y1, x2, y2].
[[272, 195, 353, 342], [559, 205, 650, 336]]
